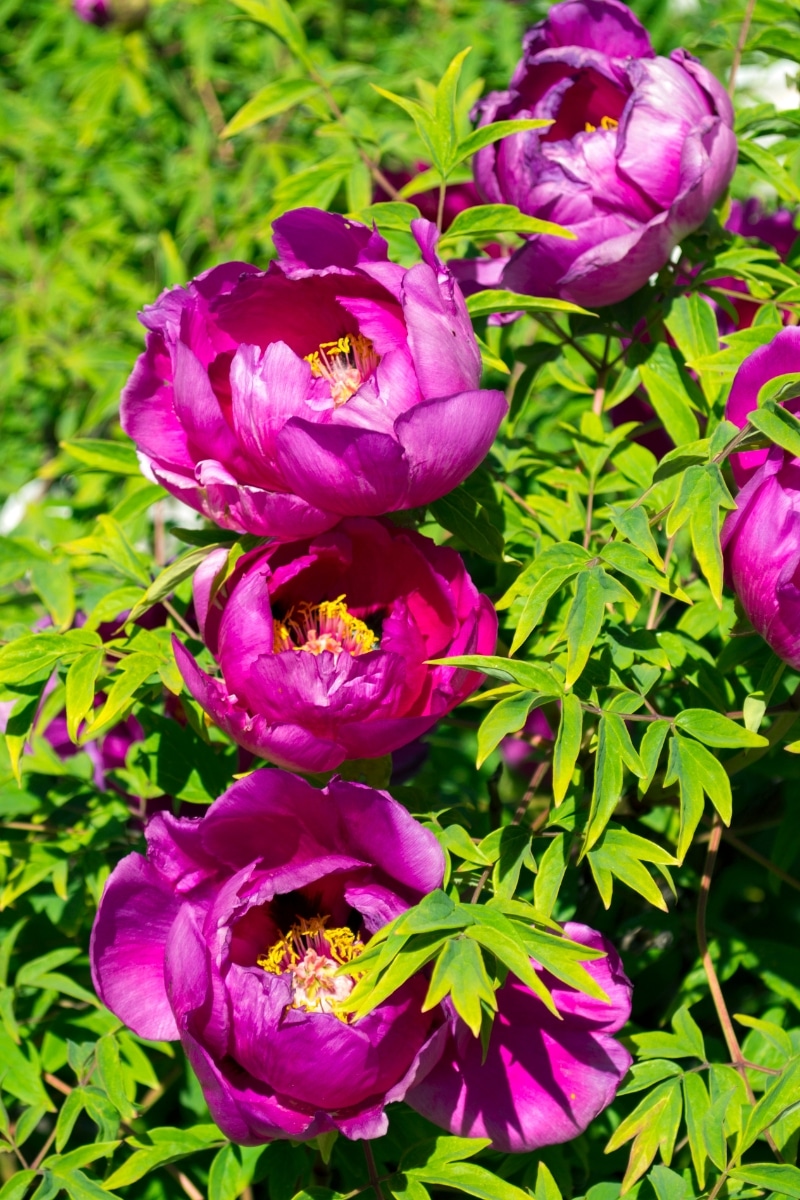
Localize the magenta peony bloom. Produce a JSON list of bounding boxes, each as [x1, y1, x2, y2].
[[724, 326, 800, 486], [120, 209, 507, 541], [406, 922, 632, 1152], [471, 0, 737, 307], [90, 771, 447, 1143], [73, 0, 111, 24], [722, 446, 800, 668], [715, 201, 799, 333], [90, 773, 632, 1148], [172, 518, 497, 773]]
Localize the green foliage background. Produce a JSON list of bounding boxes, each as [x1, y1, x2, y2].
[[4, 2, 800, 1200]]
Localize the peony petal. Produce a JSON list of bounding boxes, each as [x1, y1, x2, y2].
[[401, 259, 481, 397], [406, 923, 632, 1152], [90, 854, 180, 1041], [276, 420, 409, 515], [396, 389, 508, 507], [272, 208, 389, 274], [725, 327, 800, 485], [229, 341, 315, 471]]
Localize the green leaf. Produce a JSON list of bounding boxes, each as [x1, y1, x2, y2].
[[748, 400, 800, 459], [440, 204, 574, 244], [0, 1172, 36, 1200], [347, 931, 453, 1018], [400, 1135, 491, 1172], [476, 692, 540, 768], [682, 1072, 710, 1190], [230, 0, 311, 65], [409, 1161, 534, 1200], [94, 1035, 136, 1122], [534, 1163, 562, 1200], [429, 655, 560, 695], [422, 936, 496, 1036], [222, 79, 320, 137], [103, 1125, 223, 1190], [665, 462, 737, 605], [533, 833, 568, 920], [728, 1164, 800, 1198], [665, 293, 719, 365], [431, 48, 472, 174], [30, 560, 75, 632], [674, 708, 768, 748], [0, 630, 100, 686], [639, 719, 671, 795], [490, 826, 534, 900], [588, 826, 675, 910], [455, 118, 553, 161], [466, 289, 593, 318], [125, 545, 221, 624], [430, 488, 504, 562], [59, 439, 141, 476], [608, 504, 665, 570], [508, 563, 583, 655], [466, 909, 558, 1014], [584, 715, 645, 852], [83, 653, 160, 737], [638, 344, 702, 446], [65, 649, 104, 744], [552, 693, 583, 805], [742, 1054, 800, 1150], [600, 542, 689, 602], [663, 733, 732, 860], [565, 567, 608, 688]]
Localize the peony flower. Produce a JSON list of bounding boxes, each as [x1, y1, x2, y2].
[[172, 517, 497, 773], [90, 770, 447, 1143], [73, 0, 111, 24], [470, 0, 737, 307], [722, 446, 800, 669], [724, 326, 800, 486], [121, 208, 507, 541], [715, 200, 799, 333], [406, 922, 632, 1152], [90, 769, 633, 1150]]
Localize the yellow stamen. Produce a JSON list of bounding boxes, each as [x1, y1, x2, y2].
[[304, 334, 380, 407], [272, 595, 377, 657], [585, 115, 619, 133], [257, 916, 364, 1020]]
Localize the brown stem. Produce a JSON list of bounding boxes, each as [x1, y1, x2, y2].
[[436, 181, 447, 234], [313, 75, 402, 201], [153, 500, 166, 567], [162, 599, 200, 641], [363, 1141, 385, 1200], [728, 0, 757, 96], [583, 479, 595, 550], [721, 828, 800, 895], [497, 478, 538, 521], [166, 1166, 205, 1200], [592, 385, 605, 416], [697, 816, 784, 1161], [30, 1125, 58, 1172]]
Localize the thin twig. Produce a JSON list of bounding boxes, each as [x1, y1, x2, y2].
[[470, 761, 550, 903], [30, 1126, 58, 1172], [697, 815, 784, 1161], [166, 1165, 205, 1200], [162, 599, 200, 641], [646, 534, 676, 631], [436, 181, 447, 234], [363, 1141, 386, 1200], [497, 478, 539, 521], [728, 0, 757, 96], [721, 828, 800, 895]]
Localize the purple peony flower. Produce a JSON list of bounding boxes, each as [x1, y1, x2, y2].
[[172, 517, 497, 773], [73, 0, 111, 24], [715, 201, 799, 333], [406, 922, 632, 1152], [724, 326, 800, 486], [722, 446, 800, 668], [90, 770, 633, 1148], [470, 0, 737, 307], [121, 208, 507, 541], [90, 771, 447, 1143]]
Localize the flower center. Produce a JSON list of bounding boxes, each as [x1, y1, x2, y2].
[[257, 915, 364, 1019], [585, 115, 619, 133], [304, 334, 380, 407], [272, 595, 378, 657]]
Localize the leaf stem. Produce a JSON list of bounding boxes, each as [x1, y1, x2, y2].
[[728, 0, 757, 96], [363, 1140, 386, 1200]]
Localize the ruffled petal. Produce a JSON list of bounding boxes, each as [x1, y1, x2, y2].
[[90, 854, 180, 1041], [396, 389, 508, 507], [276, 421, 409, 515]]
